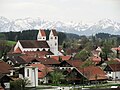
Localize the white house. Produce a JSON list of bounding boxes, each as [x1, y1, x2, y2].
[[19, 66, 38, 87], [104, 61, 120, 80]]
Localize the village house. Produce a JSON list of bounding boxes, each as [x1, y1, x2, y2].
[[30, 63, 53, 84], [112, 47, 120, 58], [104, 58, 120, 80], [0, 61, 13, 90], [57, 60, 107, 84], [18, 65, 38, 87]]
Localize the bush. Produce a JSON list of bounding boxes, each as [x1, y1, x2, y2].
[[10, 78, 30, 90]]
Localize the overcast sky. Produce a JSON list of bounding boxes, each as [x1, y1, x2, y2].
[[0, 0, 120, 23]]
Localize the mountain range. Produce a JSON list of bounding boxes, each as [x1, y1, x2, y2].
[[0, 16, 120, 36]]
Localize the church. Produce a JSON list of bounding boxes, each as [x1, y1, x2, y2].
[[12, 29, 63, 58]]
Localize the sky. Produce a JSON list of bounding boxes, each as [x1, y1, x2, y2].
[[0, 0, 120, 23]]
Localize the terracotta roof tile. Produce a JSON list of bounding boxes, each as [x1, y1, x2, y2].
[[66, 60, 83, 68], [40, 29, 46, 36], [38, 72, 46, 79], [8, 56, 27, 64], [24, 51, 54, 58], [51, 56, 71, 61], [0, 61, 13, 74], [112, 47, 120, 51], [30, 64, 53, 79], [14, 47, 22, 53], [19, 56, 35, 63], [36, 58, 60, 65], [76, 66, 107, 81], [90, 56, 101, 64], [51, 29, 57, 36], [109, 64, 120, 71]]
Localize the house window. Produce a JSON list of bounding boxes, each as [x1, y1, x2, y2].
[[27, 69, 29, 77], [109, 72, 111, 74], [55, 37, 57, 39]]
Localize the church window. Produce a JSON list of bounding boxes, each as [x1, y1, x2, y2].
[[37, 49, 40, 51], [43, 49, 45, 51], [55, 43, 57, 46], [55, 37, 57, 39]]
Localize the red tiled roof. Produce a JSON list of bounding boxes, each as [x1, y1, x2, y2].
[[38, 72, 46, 79], [14, 47, 22, 53], [19, 40, 49, 48], [0, 61, 13, 74], [90, 56, 101, 64], [30, 64, 53, 79], [8, 55, 27, 64], [24, 51, 54, 58], [76, 66, 107, 81], [36, 58, 60, 65], [66, 60, 83, 68], [19, 56, 35, 63], [112, 47, 120, 51], [40, 29, 46, 36], [51, 56, 71, 61], [109, 64, 120, 71], [51, 29, 57, 36], [30, 63, 46, 71]]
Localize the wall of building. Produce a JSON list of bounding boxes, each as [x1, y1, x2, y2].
[[24, 66, 38, 87]]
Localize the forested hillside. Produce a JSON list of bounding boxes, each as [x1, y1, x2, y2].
[[0, 29, 80, 45]]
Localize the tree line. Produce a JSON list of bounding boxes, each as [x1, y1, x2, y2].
[[0, 29, 80, 45]]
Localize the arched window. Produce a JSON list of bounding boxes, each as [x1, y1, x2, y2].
[[43, 49, 45, 51], [37, 49, 40, 51], [55, 43, 57, 46]]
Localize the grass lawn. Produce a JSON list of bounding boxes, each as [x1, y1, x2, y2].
[[7, 41, 16, 46]]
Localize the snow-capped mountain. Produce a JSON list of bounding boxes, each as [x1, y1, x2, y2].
[[0, 16, 120, 36], [84, 19, 120, 35]]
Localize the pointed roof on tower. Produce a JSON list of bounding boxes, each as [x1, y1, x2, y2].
[[39, 29, 46, 36], [51, 29, 57, 36]]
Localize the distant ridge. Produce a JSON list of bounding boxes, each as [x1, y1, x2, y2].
[[0, 16, 120, 36]]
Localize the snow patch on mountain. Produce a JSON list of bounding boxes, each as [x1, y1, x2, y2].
[[0, 16, 120, 36]]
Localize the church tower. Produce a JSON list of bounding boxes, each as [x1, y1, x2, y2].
[[37, 29, 46, 41], [49, 29, 58, 55]]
